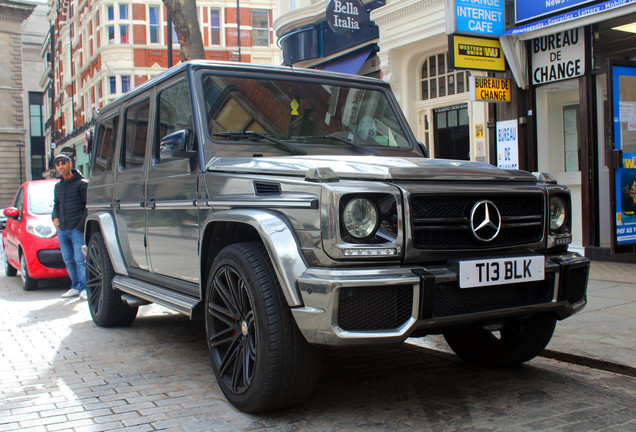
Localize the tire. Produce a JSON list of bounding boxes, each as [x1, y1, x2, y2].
[[4, 252, 17, 276], [206, 242, 321, 413], [443, 313, 557, 368], [20, 254, 38, 291], [86, 232, 138, 326]]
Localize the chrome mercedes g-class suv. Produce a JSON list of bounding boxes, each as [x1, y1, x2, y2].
[[85, 61, 589, 413]]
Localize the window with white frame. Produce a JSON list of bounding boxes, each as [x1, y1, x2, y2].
[[420, 52, 470, 101], [109, 76, 117, 94], [149, 6, 160, 44], [251, 11, 269, 46], [210, 9, 221, 45], [121, 76, 130, 93], [106, 3, 131, 44]]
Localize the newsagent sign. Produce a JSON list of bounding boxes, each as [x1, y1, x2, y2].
[[531, 28, 585, 86]]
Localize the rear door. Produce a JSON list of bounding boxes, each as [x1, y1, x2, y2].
[[113, 95, 153, 270]]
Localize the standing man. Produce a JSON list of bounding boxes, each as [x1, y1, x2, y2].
[[52, 153, 88, 299]]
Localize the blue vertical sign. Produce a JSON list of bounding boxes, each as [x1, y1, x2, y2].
[[455, 0, 505, 37], [612, 65, 636, 246]]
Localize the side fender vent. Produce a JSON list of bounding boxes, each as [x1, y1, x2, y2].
[[254, 181, 282, 195]]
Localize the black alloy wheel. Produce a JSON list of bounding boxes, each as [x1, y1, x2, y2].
[[86, 232, 137, 326], [209, 265, 257, 396], [206, 242, 321, 413]]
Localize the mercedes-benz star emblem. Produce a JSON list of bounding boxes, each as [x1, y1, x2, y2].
[[470, 200, 501, 242]]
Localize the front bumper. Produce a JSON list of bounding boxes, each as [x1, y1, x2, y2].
[[292, 252, 589, 346]]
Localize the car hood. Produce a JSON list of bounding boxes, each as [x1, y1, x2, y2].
[[206, 156, 537, 182]]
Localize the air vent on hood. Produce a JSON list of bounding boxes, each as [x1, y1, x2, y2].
[[254, 181, 281, 195]]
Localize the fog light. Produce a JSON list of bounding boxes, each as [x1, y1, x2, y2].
[[344, 248, 397, 256]]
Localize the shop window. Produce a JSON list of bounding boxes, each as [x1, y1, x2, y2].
[[421, 53, 470, 101], [210, 9, 221, 45], [252, 11, 269, 46], [563, 104, 580, 172]]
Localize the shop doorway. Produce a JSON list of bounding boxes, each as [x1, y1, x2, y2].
[[535, 80, 583, 252], [433, 104, 469, 160]]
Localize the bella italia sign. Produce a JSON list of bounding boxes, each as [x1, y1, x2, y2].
[[326, 0, 370, 36]]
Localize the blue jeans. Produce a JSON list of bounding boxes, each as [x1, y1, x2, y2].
[[58, 229, 86, 292]]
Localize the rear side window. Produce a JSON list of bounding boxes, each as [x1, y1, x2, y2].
[[93, 114, 119, 174], [122, 99, 150, 170], [156, 80, 195, 162]]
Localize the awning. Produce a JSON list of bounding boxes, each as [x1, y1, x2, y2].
[[504, 0, 636, 39], [318, 46, 375, 75]]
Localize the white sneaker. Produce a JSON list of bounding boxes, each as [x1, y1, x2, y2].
[[61, 288, 80, 298], [79, 290, 87, 300]]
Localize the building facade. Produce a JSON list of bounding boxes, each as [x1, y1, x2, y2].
[[44, 0, 280, 177], [0, 0, 42, 207]]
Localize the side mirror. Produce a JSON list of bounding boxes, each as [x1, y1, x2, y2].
[[3, 207, 19, 219], [417, 140, 429, 158], [159, 130, 197, 162], [85, 130, 93, 154]]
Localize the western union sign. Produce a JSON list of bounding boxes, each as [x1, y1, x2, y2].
[[450, 35, 506, 72], [469, 76, 511, 103]]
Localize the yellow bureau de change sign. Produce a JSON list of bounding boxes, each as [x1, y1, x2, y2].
[[469, 76, 511, 103], [450, 35, 506, 72]]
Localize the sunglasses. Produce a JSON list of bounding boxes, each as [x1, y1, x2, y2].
[[55, 159, 70, 166]]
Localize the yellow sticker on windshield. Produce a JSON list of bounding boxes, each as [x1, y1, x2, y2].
[[290, 99, 299, 116]]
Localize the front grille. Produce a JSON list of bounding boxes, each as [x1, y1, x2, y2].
[[411, 194, 544, 249], [37, 249, 66, 269], [338, 285, 413, 331], [421, 273, 556, 319]]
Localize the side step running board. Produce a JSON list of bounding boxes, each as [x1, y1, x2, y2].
[[112, 275, 200, 317]]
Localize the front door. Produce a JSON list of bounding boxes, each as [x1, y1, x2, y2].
[[433, 104, 470, 160], [145, 76, 200, 291]]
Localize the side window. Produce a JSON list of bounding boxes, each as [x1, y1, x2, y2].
[[156, 80, 195, 162], [122, 99, 150, 170], [12, 188, 24, 218], [93, 114, 120, 173]]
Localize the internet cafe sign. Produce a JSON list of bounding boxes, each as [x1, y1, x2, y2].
[[531, 28, 585, 85], [326, 0, 369, 36]]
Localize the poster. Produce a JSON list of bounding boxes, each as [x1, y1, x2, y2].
[[615, 168, 636, 244], [496, 119, 518, 169]]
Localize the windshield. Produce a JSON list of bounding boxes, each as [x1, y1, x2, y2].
[[200, 73, 420, 159], [27, 181, 57, 215]]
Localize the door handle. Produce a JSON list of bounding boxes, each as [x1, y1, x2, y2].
[[147, 198, 156, 209]]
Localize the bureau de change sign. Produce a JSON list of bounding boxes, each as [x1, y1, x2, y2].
[[531, 28, 585, 86]]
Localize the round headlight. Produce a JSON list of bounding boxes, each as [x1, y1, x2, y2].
[[549, 197, 567, 230], [342, 198, 379, 239]]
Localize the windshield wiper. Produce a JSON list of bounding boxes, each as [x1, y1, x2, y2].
[[294, 135, 374, 155], [213, 131, 306, 155]]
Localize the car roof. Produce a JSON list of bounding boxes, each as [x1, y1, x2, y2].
[[96, 60, 390, 118]]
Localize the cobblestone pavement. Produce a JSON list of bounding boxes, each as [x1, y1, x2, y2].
[[1, 274, 635, 431]]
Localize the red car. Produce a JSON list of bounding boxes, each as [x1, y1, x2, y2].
[[3, 179, 68, 290]]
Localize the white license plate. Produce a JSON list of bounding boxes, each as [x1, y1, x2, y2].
[[458, 256, 545, 288]]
